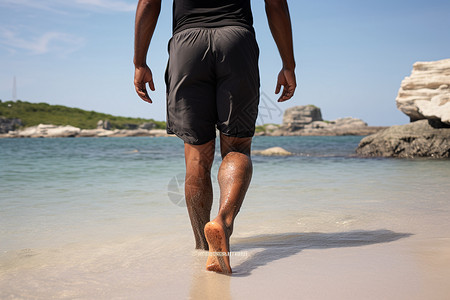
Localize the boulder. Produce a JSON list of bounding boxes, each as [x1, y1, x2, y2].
[[139, 122, 156, 130], [396, 58, 450, 124], [356, 120, 450, 158], [252, 146, 293, 156], [97, 120, 111, 130], [0, 117, 22, 133], [281, 105, 322, 131]]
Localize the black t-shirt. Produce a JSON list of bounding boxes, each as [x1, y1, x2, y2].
[[172, 0, 254, 34]]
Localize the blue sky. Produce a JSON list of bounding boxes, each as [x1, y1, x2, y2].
[[0, 0, 449, 126]]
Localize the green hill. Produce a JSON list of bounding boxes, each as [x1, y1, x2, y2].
[[0, 100, 165, 129]]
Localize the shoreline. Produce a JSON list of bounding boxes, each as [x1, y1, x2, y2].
[[0, 124, 387, 139]]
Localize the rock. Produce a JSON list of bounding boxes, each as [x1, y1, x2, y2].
[[14, 124, 81, 138], [78, 129, 115, 137], [269, 118, 379, 137], [307, 121, 330, 129], [266, 105, 382, 136], [123, 123, 138, 130], [45, 125, 81, 137], [416, 93, 450, 124], [356, 120, 450, 158], [334, 117, 367, 127], [264, 124, 279, 132], [282, 105, 322, 131], [0, 124, 174, 138], [252, 146, 293, 156], [139, 122, 156, 130], [396, 58, 450, 124], [97, 120, 111, 130], [0, 117, 22, 133], [359, 59, 450, 158], [148, 129, 171, 137]]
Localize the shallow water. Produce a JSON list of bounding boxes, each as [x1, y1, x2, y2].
[[1, 136, 449, 299]]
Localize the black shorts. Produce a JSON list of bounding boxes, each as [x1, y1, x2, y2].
[[165, 26, 260, 145]]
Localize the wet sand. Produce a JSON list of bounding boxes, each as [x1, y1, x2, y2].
[[1, 211, 450, 299], [169, 229, 450, 300]]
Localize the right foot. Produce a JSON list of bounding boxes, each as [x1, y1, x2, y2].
[[204, 221, 232, 274]]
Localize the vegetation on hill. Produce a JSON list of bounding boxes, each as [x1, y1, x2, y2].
[[0, 100, 165, 129]]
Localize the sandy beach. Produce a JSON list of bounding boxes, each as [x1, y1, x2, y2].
[[2, 198, 449, 300], [140, 211, 450, 300]]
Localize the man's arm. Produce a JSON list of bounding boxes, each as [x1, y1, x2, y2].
[[265, 0, 296, 102], [134, 0, 161, 103]]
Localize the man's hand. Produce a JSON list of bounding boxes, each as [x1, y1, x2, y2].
[[134, 65, 155, 103], [275, 68, 296, 102]]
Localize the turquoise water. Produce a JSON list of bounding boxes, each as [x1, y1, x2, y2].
[[1, 136, 449, 298]]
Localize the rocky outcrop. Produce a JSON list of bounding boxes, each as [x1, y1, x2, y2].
[[261, 105, 383, 136], [298, 117, 379, 136], [139, 122, 156, 130], [356, 120, 450, 158], [252, 147, 293, 156], [357, 59, 450, 158], [282, 105, 323, 131], [0, 117, 22, 133], [396, 58, 450, 124], [1, 124, 172, 138], [10, 124, 81, 138], [97, 120, 111, 130]]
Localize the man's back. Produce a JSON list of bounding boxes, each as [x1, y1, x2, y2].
[[172, 0, 254, 34]]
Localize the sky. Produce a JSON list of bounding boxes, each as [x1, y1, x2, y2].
[[0, 0, 449, 126]]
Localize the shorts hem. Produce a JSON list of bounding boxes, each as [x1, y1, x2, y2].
[[167, 126, 216, 145], [218, 130, 255, 139]]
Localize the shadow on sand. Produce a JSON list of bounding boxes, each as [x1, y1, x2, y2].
[[230, 229, 412, 277]]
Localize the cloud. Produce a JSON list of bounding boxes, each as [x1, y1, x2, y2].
[[0, 27, 85, 56]]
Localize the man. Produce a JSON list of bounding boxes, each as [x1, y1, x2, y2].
[[134, 0, 296, 274]]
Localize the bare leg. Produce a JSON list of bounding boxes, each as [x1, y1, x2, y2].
[[184, 140, 215, 250], [205, 134, 252, 274]]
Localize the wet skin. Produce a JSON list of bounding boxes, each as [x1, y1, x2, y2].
[[184, 134, 252, 273]]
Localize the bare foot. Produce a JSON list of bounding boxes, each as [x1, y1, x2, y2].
[[204, 221, 232, 274]]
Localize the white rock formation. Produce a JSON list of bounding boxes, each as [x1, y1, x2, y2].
[[17, 124, 80, 138], [416, 93, 450, 124], [396, 58, 450, 124], [1, 125, 174, 138], [252, 147, 293, 156]]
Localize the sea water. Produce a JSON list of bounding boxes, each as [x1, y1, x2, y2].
[[1, 136, 449, 298]]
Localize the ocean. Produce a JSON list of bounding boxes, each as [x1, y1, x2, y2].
[[1, 136, 449, 299]]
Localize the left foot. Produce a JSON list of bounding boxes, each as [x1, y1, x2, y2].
[[204, 221, 232, 274]]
